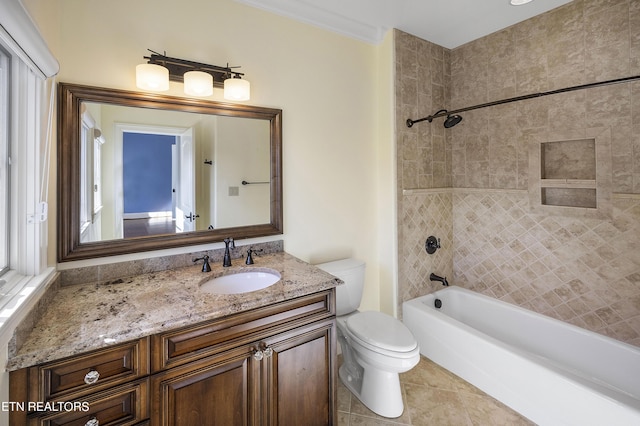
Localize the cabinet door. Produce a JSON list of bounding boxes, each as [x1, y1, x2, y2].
[[262, 319, 336, 426], [151, 349, 259, 426]]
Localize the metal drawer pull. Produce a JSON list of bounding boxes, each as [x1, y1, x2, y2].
[[85, 417, 99, 426], [84, 370, 100, 384]]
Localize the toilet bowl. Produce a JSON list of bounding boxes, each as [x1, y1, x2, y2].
[[317, 259, 420, 418]]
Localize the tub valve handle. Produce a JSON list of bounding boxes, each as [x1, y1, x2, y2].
[[425, 236, 441, 254]]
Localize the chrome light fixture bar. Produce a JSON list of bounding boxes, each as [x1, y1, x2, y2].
[[136, 49, 250, 100]]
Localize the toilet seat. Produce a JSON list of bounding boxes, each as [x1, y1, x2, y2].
[[346, 311, 418, 357]]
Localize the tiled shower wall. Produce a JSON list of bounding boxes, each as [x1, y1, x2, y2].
[[395, 30, 454, 311], [395, 0, 640, 346], [454, 191, 640, 346], [398, 190, 453, 304]]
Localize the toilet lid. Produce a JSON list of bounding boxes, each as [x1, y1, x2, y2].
[[346, 311, 417, 353]]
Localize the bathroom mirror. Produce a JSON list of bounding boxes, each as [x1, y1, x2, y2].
[[58, 83, 282, 261]]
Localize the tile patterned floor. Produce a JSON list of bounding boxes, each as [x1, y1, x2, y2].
[[337, 356, 535, 425]]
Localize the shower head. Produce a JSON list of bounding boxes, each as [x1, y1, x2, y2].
[[444, 114, 463, 128], [406, 109, 463, 128]]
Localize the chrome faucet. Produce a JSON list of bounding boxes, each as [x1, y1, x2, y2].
[[223, 238, 235, 267], [193, 255, 211, 272], [430, 273, 449, 286]]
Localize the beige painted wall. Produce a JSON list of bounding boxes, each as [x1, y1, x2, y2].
[[375, 31, 398, 316], [24, 0, 397, 313]]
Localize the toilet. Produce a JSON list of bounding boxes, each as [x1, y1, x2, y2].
[[317, 258, 420, 418]]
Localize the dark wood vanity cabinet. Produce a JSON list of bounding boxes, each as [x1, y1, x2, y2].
[[9, 339, 150, 425], [10, 289, 337, 426], [150, 289, 337, 426], [151, 318, 335, 426]]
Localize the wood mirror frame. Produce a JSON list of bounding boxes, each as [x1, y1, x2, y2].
[[57, 83, 283, 262]]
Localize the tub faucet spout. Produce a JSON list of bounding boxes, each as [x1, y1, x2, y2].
[[430, 273, 449, 286]]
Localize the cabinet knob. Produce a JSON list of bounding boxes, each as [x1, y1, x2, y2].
[[253, 343, 273, 361], [85, 417, 99, 426], [84, 370, 100, 384]]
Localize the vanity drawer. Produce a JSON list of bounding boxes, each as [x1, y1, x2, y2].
[[27, 338, 149, 402], [151, 289, 335, 371], [27, 378, 149, 426]]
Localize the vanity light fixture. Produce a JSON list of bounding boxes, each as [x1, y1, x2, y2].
[[135, 63, 170, 91], [184, 70, 213, 97], [136, 49, 250, 100], [224, 75, 251, 101]]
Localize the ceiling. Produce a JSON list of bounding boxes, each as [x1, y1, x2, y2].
[[235, 0, 573, 48]]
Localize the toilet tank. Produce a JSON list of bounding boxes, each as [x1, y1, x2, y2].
[[316, 258, 365, 316]]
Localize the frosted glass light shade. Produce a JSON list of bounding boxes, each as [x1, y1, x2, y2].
[[224, 77, 250, 101], [136, 63, 169, 91], [184, 71, 213, 96]]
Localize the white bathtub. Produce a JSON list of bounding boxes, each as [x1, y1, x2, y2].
[[403, 286, 640, 426]]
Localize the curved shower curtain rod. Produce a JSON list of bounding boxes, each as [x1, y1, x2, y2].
[[406, 74, 640, 128]]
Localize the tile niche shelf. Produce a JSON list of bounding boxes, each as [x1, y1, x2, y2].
[[529, 127, 612, 219]]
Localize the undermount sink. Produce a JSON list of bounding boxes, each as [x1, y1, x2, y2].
[[200, 270, 281, 294]]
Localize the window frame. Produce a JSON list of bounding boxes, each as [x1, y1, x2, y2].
[[0, 31, 56, 331], [0, 45, 9, 277]]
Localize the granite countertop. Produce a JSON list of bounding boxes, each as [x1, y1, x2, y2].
[[7, 252, 342, 371]]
